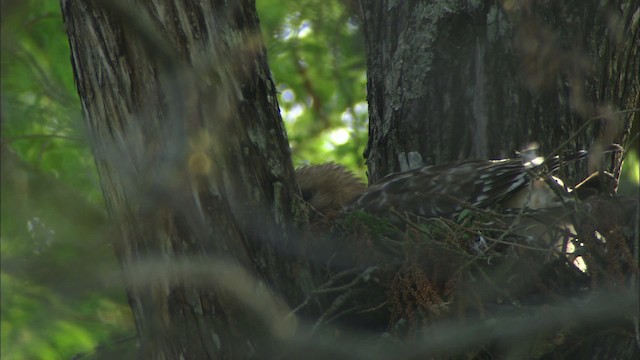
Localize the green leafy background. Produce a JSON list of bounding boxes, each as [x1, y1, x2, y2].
[[0, 1, 637, 359], [1, 1, 366, 358]]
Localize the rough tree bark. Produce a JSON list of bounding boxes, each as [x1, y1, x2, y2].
[[360, 0, 638, 184], [61, 0, 314, 358], [358, 0, 639, 358]]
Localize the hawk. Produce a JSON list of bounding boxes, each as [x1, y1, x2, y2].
[[296, 148, 614, 221], [295, 162, 366, 216]]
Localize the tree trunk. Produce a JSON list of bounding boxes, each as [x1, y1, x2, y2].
[[358, 0, 638, 358], [61, 0, 312, 358], [360, 0, 638, 185]]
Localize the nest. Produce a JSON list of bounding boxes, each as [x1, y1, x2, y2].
[[296, 195, 639, 359]]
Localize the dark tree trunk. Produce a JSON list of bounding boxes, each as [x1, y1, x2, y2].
[[358, 0, 639, 358], [360, 0, 638, 185], [61, 0, 312, 358]]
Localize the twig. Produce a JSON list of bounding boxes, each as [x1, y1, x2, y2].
[[290, 267, 378, 315], [545, 108, 640, 161]]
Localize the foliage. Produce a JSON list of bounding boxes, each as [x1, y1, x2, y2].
[[1, 1, 99, 202], [1, 0, 366, 358], [620, 149, 640, 195], [257, 0, 368, 174], [1, 2, 117, 359]]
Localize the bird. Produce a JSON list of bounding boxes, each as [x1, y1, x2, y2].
[[350, 157, 560, 221], [295, 147, 619, 222], [295, 162, 366, 216]]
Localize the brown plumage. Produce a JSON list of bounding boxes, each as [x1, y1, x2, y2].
[[295, 150, 608, 219], [295, 163, 366, 215], [350, 158, 561, 220]]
